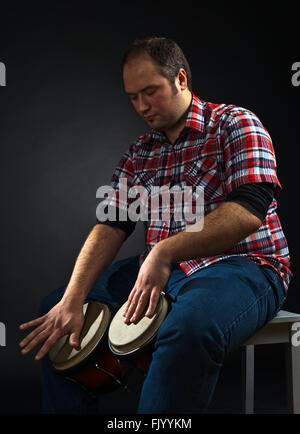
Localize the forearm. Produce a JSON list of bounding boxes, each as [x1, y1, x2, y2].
[[153, 202, 262, 263], [61, 224, 125, 305]]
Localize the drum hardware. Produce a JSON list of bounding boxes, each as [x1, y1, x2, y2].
[[94, 362, 129, 390], [49, 292, 171, 393]]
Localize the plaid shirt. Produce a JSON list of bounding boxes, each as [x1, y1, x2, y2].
[[109, 94, 292, 292]]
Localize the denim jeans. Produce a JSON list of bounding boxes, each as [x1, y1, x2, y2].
[[40, 255, 285, 414]]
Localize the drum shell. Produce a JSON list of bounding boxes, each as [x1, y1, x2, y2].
[[108, 330, 156, 372], [66, 346, 125, 393], [50, 303, 125, 392], [52, 328, 108, 377], [108, 293, 170, 372]]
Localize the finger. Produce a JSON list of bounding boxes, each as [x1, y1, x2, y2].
[[34, 329, 61, 361], [129, 292, 149, 323], [69, 330, 80, 349], [124, 290, 142, 323], [145, 289, 161, 318], [123, 287, 139, 319], [123, 287, 137, 317], [19, 321, 48, 349], [20, 325, 53, 355], [19, 315, 46, 331]]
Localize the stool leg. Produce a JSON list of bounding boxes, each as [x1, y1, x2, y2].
[[285, 322, 300, 414], [241, 345, 255, 414]]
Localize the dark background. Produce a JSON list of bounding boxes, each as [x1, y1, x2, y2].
[[0, 2, 298, 415]]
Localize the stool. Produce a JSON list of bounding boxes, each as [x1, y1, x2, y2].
[[242, 310, 300, 413]]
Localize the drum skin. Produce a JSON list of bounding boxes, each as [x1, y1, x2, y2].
[[49, 301, 126, 392], [49, 294, 170, 391], [108, 293, 169, 371]]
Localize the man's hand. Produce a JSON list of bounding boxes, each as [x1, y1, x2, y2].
[[123, 246, 172, 324], [19, 300, 84, 361]]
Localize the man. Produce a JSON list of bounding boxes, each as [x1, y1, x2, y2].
[[19, 37, 291, 413]]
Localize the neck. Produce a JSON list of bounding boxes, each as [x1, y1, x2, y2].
[[165, 91, 192, 144]]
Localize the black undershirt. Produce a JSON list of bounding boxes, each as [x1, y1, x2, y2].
[[225, 182, 274, 221], [97, 182, 274, 240], [97, 206, 136, 241]]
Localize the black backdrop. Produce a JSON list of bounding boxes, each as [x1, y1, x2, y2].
[[0, 2, 299, 415]]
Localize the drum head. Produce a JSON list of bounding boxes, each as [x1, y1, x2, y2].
[[49, 301, 111, 372], [108, 293, 169, 355]]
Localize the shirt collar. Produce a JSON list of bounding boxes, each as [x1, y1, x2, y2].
[[149, 93, 205, 143], [185, 93, 205, 134]]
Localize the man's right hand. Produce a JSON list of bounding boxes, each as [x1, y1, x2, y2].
[[19, 224, 125, 361], [19, 300, 85, 361]]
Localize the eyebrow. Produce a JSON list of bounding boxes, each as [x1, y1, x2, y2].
[[125, 85, 157, 96]]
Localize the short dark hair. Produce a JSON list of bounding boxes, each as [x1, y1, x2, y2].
[[122, 36, 192, 92]]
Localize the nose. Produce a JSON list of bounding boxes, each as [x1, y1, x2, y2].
[[136, 94, 150, 114]]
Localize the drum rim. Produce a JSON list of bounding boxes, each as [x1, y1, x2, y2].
[[51, 301, 111, 372], [108, 294, 169, 356]]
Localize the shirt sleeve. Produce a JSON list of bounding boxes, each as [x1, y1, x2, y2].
[[222, 109, 281, 197], [96, 145, 137, 240]]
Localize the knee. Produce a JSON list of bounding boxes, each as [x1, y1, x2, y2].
[[156, 305, 225, 365]]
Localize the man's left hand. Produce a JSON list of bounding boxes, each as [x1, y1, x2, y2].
[[123, 245, 171, 324]]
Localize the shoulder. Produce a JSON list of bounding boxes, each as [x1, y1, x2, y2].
[[206, 102, 270, 144], [203, 100, 263, 127]]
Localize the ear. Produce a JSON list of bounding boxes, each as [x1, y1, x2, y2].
[[177, 68, 188, 91]]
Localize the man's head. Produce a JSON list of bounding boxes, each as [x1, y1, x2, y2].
[[122, 37, 192, 140]]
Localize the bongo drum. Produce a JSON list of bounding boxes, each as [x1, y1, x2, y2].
[[108, 293, 169, 372], [49, 301, 127, 392]]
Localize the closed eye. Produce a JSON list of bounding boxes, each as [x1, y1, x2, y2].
[[127, 86, 158, 101], [145, 89, 156, 96]]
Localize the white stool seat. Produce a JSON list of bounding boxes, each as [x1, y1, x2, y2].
[[241, 310, 300, 413]]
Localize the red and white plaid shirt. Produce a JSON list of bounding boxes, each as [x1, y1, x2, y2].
[[110, 94, 292, 292]]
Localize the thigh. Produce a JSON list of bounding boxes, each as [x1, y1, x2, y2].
[[40, 255, 140, 314], [159, 256, 286, 355]]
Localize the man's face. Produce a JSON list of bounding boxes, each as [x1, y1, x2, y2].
[[123, 54, 185, 132]]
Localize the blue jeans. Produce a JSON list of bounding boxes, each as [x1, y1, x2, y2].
[[40, 255, 285, 414]]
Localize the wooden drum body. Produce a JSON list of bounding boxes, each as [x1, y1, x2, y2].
[[49, 301, 125, 392], [108, 293, 169, 372]]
